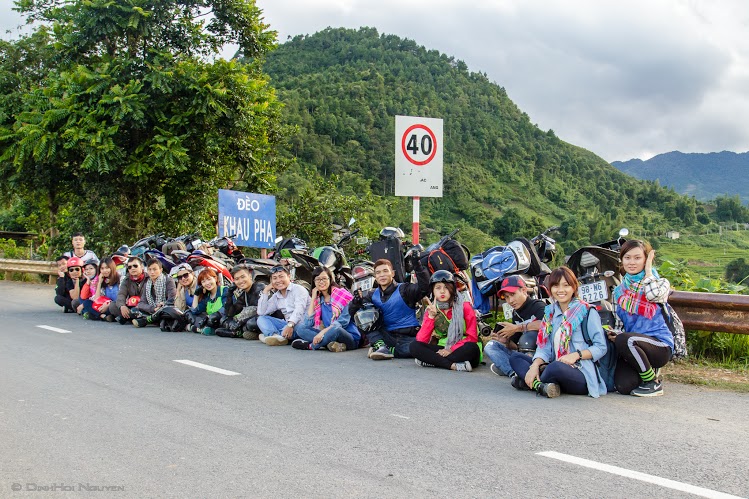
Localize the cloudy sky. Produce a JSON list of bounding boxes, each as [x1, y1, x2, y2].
[[3, 0, 748, 162]]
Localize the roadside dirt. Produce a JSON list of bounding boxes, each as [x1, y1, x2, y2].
[[664, 360, 749, 392]]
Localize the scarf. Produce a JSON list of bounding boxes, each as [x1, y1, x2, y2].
[[145, 273, 167, 307], [613, 269, 660, 319], [537, 298, 589, 358], [444, 292, 466, 350], [130, 273, 145, 283], [314, 287, 353, 328]]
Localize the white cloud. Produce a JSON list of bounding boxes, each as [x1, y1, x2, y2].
[[3, 0, 748, 161]]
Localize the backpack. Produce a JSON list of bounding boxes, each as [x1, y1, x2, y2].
[[581, 308, 617, 393], [660, 303, 687, 360], [421, 238, 470, 274]]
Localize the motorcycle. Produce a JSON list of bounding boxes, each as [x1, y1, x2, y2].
[[130, 233, 169, 258], [469, 228, 555, 314], [310, 220, 361, 289], [274, 236, 316, 291], [566, 228, 629, 328]]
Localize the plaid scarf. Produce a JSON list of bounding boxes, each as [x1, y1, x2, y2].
[[613, 269, 659, 319], [537, 298, 589, 358], [314, 287, 353, 328], [145, 273, 168, 308]]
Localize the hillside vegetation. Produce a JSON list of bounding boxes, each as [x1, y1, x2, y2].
[[259, 27, 710, 253], [613, 151, 749, 203]]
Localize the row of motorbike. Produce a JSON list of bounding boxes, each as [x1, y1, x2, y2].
[[122, 221, 630, 354]]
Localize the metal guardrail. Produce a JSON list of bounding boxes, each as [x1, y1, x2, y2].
[[670, 291, 749, 335], [0, 258, 58, 284]]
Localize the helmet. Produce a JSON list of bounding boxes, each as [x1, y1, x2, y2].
[[517, 330, 538, 354], [379, 227, 404, 240], [115, 245, 130, 256], [313, 247, 338, 269], [169, 262, 193, 278], [429, 270, 455, 286], [354, 304, 381, 333], [66, 256, 84, 268]]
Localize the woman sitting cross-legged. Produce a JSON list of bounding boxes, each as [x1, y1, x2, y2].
[[508, 266, 608, 398], [292, 266, 360, 352], [409, 270, 480, 372]]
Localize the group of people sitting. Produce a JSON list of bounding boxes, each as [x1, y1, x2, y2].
[[53, 233, 676, 398]]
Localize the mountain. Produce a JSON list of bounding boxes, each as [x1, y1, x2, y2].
[[612, 151, 749, 203], [256, 27, 708, 252]]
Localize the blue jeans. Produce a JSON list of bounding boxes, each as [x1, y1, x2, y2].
[[295, 323, 358, 350], [257, 315, 295, 338], [508, 352, 588, 395], [367, 329, 416, 358], [483, 340, 515, 376]]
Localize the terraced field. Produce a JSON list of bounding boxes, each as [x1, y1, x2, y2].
[[655, 230, 749, 279]]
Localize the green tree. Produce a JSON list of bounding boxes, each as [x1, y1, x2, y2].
[[725, 258, 749, 284], [0, 0, 286, 249]]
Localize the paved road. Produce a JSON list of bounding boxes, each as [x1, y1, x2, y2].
[[1, 281, 747, 498]]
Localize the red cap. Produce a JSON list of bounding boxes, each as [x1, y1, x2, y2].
[[499, 275, 526, 295]]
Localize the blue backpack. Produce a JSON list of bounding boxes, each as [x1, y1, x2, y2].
[[581, 308, 617, 392]]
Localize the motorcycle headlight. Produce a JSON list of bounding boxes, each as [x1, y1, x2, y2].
[[474, 267, 483, 278]]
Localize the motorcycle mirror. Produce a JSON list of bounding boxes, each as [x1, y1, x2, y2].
[[604, 270, 615, 278], [275, 236, 283, 244], [619, 228, 629, 238], [348, 217, 356, 227]]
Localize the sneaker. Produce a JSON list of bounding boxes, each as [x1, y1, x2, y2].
[[415, 359, 435, 368], [82, 312, 92, 320], [510, 373, 529, 391], [453, 361, 472, 372], [367, 346, 375, 359], [490, 363, 508, 377], [536, 382, 561, 398], [369, 345, 394, 360], [264, 335, 288, 346], [132, 317, 148, 328], [63, 307, 74, 314], [201, 327, 215, 336], [243, 330, 260, 341], [292, 339, 311, 350], [258, 333, 267, 344], [327, 341, 347, 352], [631, 379, 664, 397], [116, 315, 128, 325]]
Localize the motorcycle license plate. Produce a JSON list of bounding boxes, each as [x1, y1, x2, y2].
[[579, 280, 608, 303], [354, 277, 374, 292]]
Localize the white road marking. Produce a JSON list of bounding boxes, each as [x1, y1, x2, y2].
[[36, 325, 71, 333], [391, 414, 410, 419], [173, 360, 241, 376], [537, 451, 744, 499]]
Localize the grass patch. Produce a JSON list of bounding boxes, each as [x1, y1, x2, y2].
[[664, 358, 749, 393]]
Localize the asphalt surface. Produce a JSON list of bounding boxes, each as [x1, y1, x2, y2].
[[1, 281, 747, 498]]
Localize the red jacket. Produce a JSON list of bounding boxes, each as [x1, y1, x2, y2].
[[416, 302, 478, 351]]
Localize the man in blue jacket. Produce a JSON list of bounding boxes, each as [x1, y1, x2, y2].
[[349, 255, 429, 360]]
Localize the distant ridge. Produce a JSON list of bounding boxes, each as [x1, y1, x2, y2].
[[612, 151, 749, 202]]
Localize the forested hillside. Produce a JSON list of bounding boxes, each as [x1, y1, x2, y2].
[[612, 151, 749, 203], [259, 27, 709, 253]]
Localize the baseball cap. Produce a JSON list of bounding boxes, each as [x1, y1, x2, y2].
[[499, 275, 526, 296]]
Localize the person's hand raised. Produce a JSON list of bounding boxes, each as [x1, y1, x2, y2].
[[645, 250, 656, 277]]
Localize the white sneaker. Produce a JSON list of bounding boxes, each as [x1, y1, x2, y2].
[[264, 335, 288, 346], [258, 333, 267, 344]]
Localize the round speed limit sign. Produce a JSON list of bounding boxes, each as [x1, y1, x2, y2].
[[401, 124, 438, 166], [394, 115, 443, 197]]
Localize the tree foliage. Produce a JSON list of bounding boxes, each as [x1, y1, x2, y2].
[[0, 0, 287, 253]]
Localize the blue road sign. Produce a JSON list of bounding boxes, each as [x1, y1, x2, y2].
[[218, 190, 276, 248]]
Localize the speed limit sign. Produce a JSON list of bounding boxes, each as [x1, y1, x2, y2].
[[395, 115, 443, 197]]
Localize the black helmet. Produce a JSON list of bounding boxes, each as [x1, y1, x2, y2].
[[429, 270, 455, 286], [354, 304, 381, 332], [379, 227, 405, 240], [115, 244, 130, 256], [517, 330, 538, 354]]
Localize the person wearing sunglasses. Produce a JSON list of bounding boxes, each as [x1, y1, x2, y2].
[[111, 256, 148, 324], [292, 266, 360, 352], [215, 264, 266, 340], [256, 265, 311, 346], [54, 255, 85, 313]]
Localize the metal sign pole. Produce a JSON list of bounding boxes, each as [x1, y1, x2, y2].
[[412, 196, 420, 245]]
